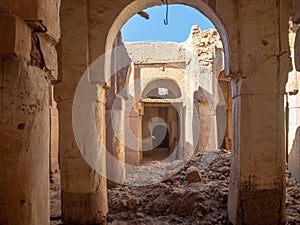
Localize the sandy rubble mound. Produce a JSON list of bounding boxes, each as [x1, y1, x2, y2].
[[108, 149, 300, 225], [50, 149, 300, 225], [286, 170, 300, 225], [108, 150, 231, 225]]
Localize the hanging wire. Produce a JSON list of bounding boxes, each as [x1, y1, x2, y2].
[[161, 0, 169, 25]]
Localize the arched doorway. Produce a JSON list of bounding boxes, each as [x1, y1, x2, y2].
[[57, 0, 290, 224], [142, 124, 171, 163], [140, 78, 182, 163], [58, 0, 235, 223]]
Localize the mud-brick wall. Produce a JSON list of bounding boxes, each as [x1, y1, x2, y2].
[[0, 0, 60, 224]]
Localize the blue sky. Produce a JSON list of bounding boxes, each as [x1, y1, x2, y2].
[[121, 4, 215, 43]]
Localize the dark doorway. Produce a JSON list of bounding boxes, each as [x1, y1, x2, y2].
[[152, 125, 169, 148]]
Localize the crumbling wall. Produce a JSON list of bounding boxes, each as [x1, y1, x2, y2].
[[125, 42, 187, 163], [185, 26, 224, 152], [124, 26, 225, 159]]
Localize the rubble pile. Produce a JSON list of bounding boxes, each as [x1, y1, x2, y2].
[[50, 150, 300, 225], [108, 150, 300, 224], [286, 169, 300, 225], [107, 150, 231, 225]]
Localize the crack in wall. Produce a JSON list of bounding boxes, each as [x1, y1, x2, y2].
[[239, 197, 245, 225], [30, 33, 51, 79], [26, 19, 47, 33], [277, 177, 284, 225], [0, 56, 4, 117], [26, 19, 56, 80], [30, 34, 45, 69]]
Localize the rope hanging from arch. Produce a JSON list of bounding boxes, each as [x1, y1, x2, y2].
[[161, 0, 169, 25]]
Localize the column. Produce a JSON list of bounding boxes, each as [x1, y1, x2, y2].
[[0, 14, 50, 225], [227, 1, 289, 224], [106, 93, 126, 187], [57, 91, 108, 224]]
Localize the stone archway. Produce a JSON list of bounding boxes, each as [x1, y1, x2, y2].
[[142, 78, 182, 99], [0, 0, 293, 224], [104, 1, 289, 223], [140, 78, 182, 163], [105, 0, 232, 83], [55, 0, 290, 224]]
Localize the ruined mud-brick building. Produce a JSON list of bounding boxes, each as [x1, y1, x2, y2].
[[116, 26, 231, 166], [105, 26, 230, 185], [1, 0, 300, 225]]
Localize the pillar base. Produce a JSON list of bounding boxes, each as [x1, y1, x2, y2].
[[62, 191, 107, 225], [228, 185, 285, 225]]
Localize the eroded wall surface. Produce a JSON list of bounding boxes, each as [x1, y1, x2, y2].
[[124, 26, 226, 158], [0, 0, 60, 224]]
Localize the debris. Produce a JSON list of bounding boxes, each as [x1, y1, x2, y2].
[[50, 150, 300, 224], [137, 11, 150, 20], [185, 166, 202, 183]]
